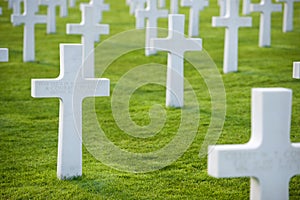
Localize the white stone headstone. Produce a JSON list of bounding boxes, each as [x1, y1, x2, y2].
[[243, 0, 251, 15], [181, 0, 209, 37], [208, 88, 300, 200], [130, 0, 146, 15], [80, 0, 110, 42], [293, 62, 300, 79], [11, 0, 47, 62], [39, 0, 63, 34], [69, 0, 76, 7], [159, 0, 166, 8], [0, 7, 2, 15], [151, 14, 202, 108], [0, 48, 9, 62], [277, 0, 300, 32], [250, 0, 282, 47], [67, 5, 109, 78], [212, 0, 252, 73], [11, 0, 23, 15], [31, 44, 110, 180], [218, 0, 226, 16], [136, 0, 168, 56], [170, 0, 179, 14]]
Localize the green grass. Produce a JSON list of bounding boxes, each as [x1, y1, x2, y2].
[[1, 0, 300, 199]]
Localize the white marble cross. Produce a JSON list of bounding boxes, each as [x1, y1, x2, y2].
[[277, 0, 300, 32], [151, 14, 202, 108], [293, 62, 300, 79], [218, 0, 226, 16], [67, 5, 109, 78], [212, 0, 252, 74], [130, 0, 146, 15], [0, 48, 9, 62], [181, 0, 209, 37], [250, 0, 282, 47], [208, 88, 300, 200], [31, 44, 110, 180], [243, 0, 251, 15], [39, 0, 64, 33], [136, 0, 168, 56], [80, 0, 110, 42], [11, 0, 47, 62]]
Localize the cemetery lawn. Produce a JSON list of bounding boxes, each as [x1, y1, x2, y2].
[[1, 0, 300, 199]]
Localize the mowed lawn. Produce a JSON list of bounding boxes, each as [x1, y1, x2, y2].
[[1, 0, 300, 199]]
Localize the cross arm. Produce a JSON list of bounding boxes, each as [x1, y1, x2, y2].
[[11, 15, 24, 26], [80, 78, 110, 97], [212, 17, 229, 27], [35, 15, 47, 24], [151, 38, 173, 53], [181, 0, 192, 7], [151, 37, 202, 56], [212, 16, 252, 28], [96, 24, 110, 35], [208, 144, 258, 178], [39, 0, 61, 6], [66, 24, 83, 35], [100, 3, 110, 11], [31, 79, 64, 98]]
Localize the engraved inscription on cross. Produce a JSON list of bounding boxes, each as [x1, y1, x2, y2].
[[11, 0, 47, 62], [67, 5, 109, 78], [31, 44, 110, 180], [151, 14, 202, 108], [250, 0, 282, 47], [212, 0, 252, 73], [181, 0, 209, 37], [277, 0, 300, 32], [136, 0, 168, 56], [208, 88, 300, 200]]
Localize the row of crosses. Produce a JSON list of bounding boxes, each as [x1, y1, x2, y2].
[[7, 0, 299, 74]]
